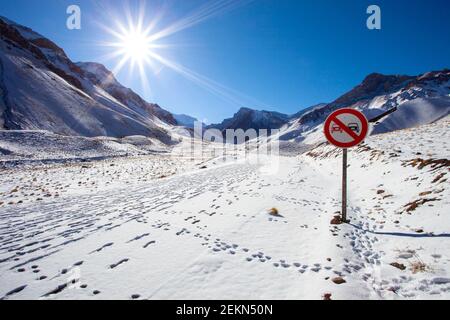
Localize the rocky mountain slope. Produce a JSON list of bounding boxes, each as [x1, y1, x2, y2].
[[0, 16, 176, 141], [0, 16, 448, 147], [207, 69, 449, 144], [173, 114, 201, 129], [275, 70, 450, 145], [208, 107, 292, 132]]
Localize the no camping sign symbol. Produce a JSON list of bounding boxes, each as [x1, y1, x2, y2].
[[323, 108, 369, 223]]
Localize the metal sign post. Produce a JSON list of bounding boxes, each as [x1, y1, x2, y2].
[[342, 148, 348, 223], [324, 108, 369, 223]]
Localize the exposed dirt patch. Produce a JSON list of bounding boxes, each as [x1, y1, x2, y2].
[[402, 158, 450, 171], [390, 262, 407, 271], [432, 172, 447, 184], [411, 261, 428, 274], [404, 198, 440, 213], [332, 277, 346, 285], [268, 208, 283, 217], [330, 215, 343, 225], [323, 293, 332, 300]]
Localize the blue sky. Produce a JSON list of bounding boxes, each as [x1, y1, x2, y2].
[[1, 0, 449, 123]]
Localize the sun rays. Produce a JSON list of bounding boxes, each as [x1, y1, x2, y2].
[[96, 0, 264, 108]]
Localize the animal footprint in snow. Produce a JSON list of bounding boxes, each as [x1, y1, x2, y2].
[[109, 259, 129, 269], [176, 228, 190, 236], [1, 285, 27, 300], [127, 233, 150, 243], [90, 242, 114, 254], [143, 241, 156, 248]]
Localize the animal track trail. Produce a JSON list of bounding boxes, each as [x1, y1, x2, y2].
[[341, 218, 386, 296], [1, 161, 273, 298], [209, 237, 334, 278]]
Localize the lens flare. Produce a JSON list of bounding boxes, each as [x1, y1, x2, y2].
[[97, 0, 264, 107], [120, 30, 152, 62]]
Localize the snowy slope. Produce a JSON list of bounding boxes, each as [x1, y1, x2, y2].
[[0, 117, 448, 300], [274, 71, 450, 145], [76, 62, 177, 126], [173, 114, 201, 128], [0, 130, 174, 166], [0, 16, 176, 141], [372, 96, 450, 134]]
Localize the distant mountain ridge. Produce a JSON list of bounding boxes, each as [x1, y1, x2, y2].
[[0, 16, 449, 145], [205, 70, 449, 146], [274, 69, 450, 145], [208, 107, 291, 132], [173, 114, 201, 128], [206, 105, 331, 133]]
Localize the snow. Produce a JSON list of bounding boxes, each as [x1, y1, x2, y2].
[[272, 77, 450, 147], [0, 130, 171, 166], [0, 43, 171, 138], [1, 15, 450, 301], [0, 116, 448, 300], [173, 114, 201, 128], [372, 97, 450, 134]]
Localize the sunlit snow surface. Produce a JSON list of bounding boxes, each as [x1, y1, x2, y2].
[[0, 117, 449, 300]]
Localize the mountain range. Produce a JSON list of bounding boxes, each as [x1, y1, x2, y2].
[[273, 70, 450, 145], [0, 16, 175, 143], [0, 16, 449, 146]]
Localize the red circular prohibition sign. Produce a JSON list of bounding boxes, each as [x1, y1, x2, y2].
[[324, 108, 369, 148]]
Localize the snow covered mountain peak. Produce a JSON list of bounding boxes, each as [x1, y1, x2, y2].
[[272, 70, 449, 146], [76, 62, 119, 86], [76, 61, 177, 126], [0, 15, 448, 147], [208, 107, 291, 132], [0, 16, 177, 140], [335, 72, 414, 105]]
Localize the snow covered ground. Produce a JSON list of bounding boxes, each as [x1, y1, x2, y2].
[[0, 130, 174, 165], [0, 117, 449, 300]]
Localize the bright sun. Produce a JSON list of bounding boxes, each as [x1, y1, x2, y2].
[[101, 16, 163, 95], [100, 0, 258, 105], [118, 29, 153, 63]]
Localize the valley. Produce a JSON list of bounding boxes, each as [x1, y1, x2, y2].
[[0, 117, 448, 300]]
